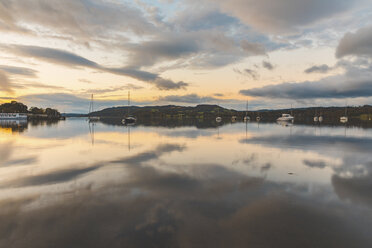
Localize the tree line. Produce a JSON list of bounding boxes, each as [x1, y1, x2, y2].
[[0, 101, 61, 117]]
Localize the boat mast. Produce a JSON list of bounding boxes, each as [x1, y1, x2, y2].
[[291, 103, 293, 116], [127, 91, 130, 116], [246, 100, 248, 116], [89, 94, 94, 114]]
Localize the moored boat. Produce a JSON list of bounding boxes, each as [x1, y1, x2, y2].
[[340, 105, 348, 123], [88, 94, 100, 122], [244, 100, 250, 122], [0, 113, 28, 120], [122, 91, 137, 125], [277, 114, 294, 122]]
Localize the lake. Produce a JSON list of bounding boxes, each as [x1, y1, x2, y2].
[[0, 118, 372, 247]]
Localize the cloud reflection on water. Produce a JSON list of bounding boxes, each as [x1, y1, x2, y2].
[[0, 160, 371, 248], [0, 121, 372, 247]]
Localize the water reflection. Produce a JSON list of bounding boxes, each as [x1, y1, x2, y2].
[[0, 119, 28, 133], [0, 119, 372, 247]]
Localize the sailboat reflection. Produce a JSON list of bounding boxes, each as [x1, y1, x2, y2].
[[88, 121, 95, 145], [127, 125, 131, 151]]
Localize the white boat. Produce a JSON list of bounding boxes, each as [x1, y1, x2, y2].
[[340, 116, 348, 123], [122, 116, 136, 125], [314, 109, 319, 122], [215, 103, 222, 123], [0, 113, 28, 120], [231, 116, 237, 122], [319, 116, 323, 122], [277, 113, 294, 122], [256, 116, 261, 122], [340, 105, 348, 123], [122, 91, 136, 125]]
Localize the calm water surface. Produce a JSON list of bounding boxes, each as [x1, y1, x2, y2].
[[1, 119, 372, 247]]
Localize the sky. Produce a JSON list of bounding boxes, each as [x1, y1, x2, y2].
[[0, 0, 372, 112]]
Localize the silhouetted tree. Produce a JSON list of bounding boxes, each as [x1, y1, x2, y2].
[[0, 101, 28, 113]]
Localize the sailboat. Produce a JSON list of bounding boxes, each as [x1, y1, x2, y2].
[[88, 94, 100, 122], [216, 103, 222, 122], [243, 100, 250, 122], [314, 109, 319, 122], [122, 91, 137, 125], [318, 109, 323, 122], [314, 108, 323, 122], [340, 105, 348, 123], [277, 104, 294, 122]]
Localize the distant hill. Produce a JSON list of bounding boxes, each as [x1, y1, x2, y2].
[[91, 104, 238, 119], [90, 104, 372, 125]]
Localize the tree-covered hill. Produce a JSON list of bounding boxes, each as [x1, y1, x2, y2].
[[0, 101, 63, 119], [91, 104, 372, 126]]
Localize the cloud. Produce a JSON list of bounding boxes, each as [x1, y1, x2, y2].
[[7, 45, 99, 68], [241, 79, 372, 99], [79, 84, 143, 95], [304, 64, 333, 74], [262, 61, 275, 70], [240, 40, 266, 55], [233, 68, 259, 80], [107, 67, 188, 90], [0, 0, 155, 45], [171, 5, 238, 32], [124, 31, 266, 70], [336, 25, 372, 58], [158, 94, 220, 104], [4, 45, 188, 90], [126, 36, 199, 68], [14, 81, 66, 90], [204, 0, 360, 34], [0, 65, 37, 77], [240, 61, 372, 100], [0, 71, 13, 93]]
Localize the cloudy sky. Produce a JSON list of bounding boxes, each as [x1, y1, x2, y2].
[[0, 0, 372, 112]]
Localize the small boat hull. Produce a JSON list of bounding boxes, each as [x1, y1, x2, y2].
[[277, 114, 294, 122], [340, 116, 348, 123], [122, 116, 137, 125]]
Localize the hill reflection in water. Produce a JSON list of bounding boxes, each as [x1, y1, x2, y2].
[[0, 119, 371, 248]]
